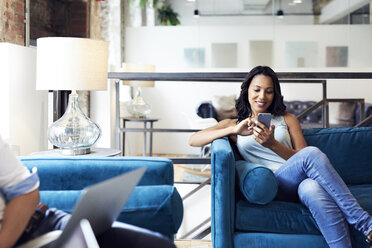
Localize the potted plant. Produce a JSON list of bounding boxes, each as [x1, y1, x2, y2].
[[130, 0, 180, 26], [157, 5, 180, 26]]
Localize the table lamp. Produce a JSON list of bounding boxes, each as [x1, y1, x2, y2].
[[36, 37, 108, 155], [122, 63, 155, 118]]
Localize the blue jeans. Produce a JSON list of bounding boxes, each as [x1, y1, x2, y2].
[[275, 146, 372, 248]]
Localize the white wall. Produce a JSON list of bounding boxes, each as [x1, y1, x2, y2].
[[91, 0, 122, 149], [320, 0, 369, 23], [0, 43, 48, 155], [125, 25, 372, 69], [122, 25, 372, 156]]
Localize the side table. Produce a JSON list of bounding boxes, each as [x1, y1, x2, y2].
[[30, 148, 121, 157], [121, 117, 159, 156]]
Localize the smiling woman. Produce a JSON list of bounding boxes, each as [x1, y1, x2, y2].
[[189, 65, 372, 248]]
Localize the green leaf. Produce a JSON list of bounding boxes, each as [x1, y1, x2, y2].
[[156, 4, 181, 26]]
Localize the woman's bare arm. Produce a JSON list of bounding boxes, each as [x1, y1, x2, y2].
[[189, 119, 237, 147], [285, 113, 308, 151], [189, 117, 255, 147]]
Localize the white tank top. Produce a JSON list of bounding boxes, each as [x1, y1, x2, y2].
[[236, 115, 293, 172]]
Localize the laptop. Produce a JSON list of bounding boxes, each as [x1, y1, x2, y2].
[[60, 219, 99, 248], [17, 167, 146, 248]]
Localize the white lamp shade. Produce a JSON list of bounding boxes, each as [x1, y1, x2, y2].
[[122, 63, 155, 87], [36, 37, 108, 91]]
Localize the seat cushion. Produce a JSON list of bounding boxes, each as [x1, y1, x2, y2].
[[234, 232, 328, 248], [349, 184, 372, 213], [235, 184, 372, 238], [235, 200, 319, 234], [39, 185, 183, 237]]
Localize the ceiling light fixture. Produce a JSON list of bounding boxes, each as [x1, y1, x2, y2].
[[194, 9, 200, 18], [277, 0, 284, 19], [277, 9, 284, 18]]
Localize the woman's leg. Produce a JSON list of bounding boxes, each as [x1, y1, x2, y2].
[[298, 178, 351, 248], [275, 146, 372, 236]]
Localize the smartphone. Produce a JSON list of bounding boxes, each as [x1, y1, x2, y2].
[[257, 113, 272, 128]]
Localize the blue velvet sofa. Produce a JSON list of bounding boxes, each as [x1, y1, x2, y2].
[[211, 127, 372, 248], [20, 156, 183, 238]]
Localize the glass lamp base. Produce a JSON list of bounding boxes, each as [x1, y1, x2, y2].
[[61, 147, 90, 156], [127, 102, 151, 118], [127, 87, 151, 118], [48, 92, 101, 155]]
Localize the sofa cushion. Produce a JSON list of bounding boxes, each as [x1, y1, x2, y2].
[[284, 101, 322, 125], [234, 232, 328, 248], [21, 157, 174, 189], [39, 185, 183, 237], [235, 184, 372, 237], [349, 184, 372, 213], [235, 200, 319, 234], [212, 94, 237, 121], [236, 161, 278, 205], [337, 102, 356, 126], [303, 127, 372, 185]]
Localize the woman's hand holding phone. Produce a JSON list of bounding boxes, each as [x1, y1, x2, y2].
[[253, 114, 276, 148], [256, 113, 271, 129]]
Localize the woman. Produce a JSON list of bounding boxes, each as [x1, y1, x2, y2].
[[189, 65, 372, 248]]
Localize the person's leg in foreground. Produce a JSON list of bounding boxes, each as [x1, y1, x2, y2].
[[16, 208, 175, 248]]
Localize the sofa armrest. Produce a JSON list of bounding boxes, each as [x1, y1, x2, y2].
[[39, 185, 184, 237], [211, 137, 236, 248], [20, 156, 174, 190]]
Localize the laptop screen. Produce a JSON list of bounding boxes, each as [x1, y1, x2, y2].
[[61, 219, 99, 248]]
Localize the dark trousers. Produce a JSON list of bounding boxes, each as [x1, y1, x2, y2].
[[16, 208, 175, 248]]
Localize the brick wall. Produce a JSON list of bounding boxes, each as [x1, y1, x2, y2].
[[70, 2, 89, 38], [30, 0, 58, 40], [30, 0, 90, 39], [1, 0, 94, 45], [0, 0, 25, 45]]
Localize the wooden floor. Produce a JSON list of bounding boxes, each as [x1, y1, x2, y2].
[[151, 153, 210, 182], [175, 240, 212, 248]]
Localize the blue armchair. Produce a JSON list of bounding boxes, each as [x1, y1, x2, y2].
[[20, 156, 183, 238], [211, 127, 372, 248]]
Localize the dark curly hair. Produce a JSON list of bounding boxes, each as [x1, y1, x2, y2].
[[235, 66, 286, 122]]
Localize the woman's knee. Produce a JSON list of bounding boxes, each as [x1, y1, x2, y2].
[[298, 146, 331, 169], [298, 178, 322, 204], [299, 146, 323, 157]]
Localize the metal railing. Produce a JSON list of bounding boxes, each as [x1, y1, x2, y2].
[[109, 71, 372, 160]]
